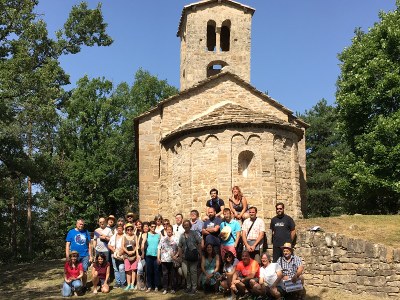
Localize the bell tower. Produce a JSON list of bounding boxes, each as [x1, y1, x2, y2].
[[177, 0, 255, 91]]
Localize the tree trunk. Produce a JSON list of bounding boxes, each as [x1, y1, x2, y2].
[[27, 122, 32, 256], [10, 196, 17, 260]]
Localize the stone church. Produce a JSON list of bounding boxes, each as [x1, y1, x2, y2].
[[134, 0, 307, 222]]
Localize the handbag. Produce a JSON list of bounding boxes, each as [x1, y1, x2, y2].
[[184, 234, 199, 262]]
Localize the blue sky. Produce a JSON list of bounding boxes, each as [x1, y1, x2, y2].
[[36, 0, 396, 114]]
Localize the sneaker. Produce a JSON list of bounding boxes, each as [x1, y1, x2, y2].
[[146, 288, 151, 293], [154, 287, 159, 292], [124, 284, 131, 291], [114, 283, 121, 288], [134, 285, 138, 290], [130, 285, 135, 290], [162, 289, 167, 295], [170, 290, 176, 294]]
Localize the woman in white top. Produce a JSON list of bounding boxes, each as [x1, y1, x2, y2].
[[251, 252, 283, 299], [108, 225, 126, 288]]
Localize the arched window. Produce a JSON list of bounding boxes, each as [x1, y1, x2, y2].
[[207, 20, 216, 51], [238, 150, 254, 178], [207, 60, 228, 77], [220, 20, 231, 51]]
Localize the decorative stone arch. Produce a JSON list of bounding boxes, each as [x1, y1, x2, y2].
[[220, 19, 231, 51], [238, 150, 254, 178], [246, 134, 261, 145], [204, 134, 219, 145], [207, 20, 216, 51], [190, 137, 204, 148], [207, 60, 228, 77]]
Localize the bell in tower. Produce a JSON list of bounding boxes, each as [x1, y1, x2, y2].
[[177, 0, 255, 91]]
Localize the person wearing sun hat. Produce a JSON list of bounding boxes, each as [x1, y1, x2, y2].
[[276, 242, 304, 285], [125, 212, 137, 225], [62, 250, 83, 297]]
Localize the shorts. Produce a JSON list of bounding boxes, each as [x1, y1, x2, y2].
[[124, 258, 138, 271], [221, 245, 237, 258], [78, 256, 90, 272]]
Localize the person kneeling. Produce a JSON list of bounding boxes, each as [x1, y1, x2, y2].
[[230, 251, 260, 298], [277, 243, 304, 297], [62, 251, 83, 297], [251, 252, 283, 299], [92, 253, 110, 294]]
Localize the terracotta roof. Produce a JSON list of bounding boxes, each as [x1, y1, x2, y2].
[[161, 102, 304, 144], [177, 0, 255, 37]]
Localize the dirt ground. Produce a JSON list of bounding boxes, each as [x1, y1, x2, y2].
[[0, 259, 389, 300]]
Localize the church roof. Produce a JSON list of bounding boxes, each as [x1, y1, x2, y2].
[[177, 0, 255, 37], [135, 71, 308, 129], [161, 102, 304, 144]]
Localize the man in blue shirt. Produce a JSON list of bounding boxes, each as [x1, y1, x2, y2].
[[220, 208, 241, 258], [66, 218, 92, 287]]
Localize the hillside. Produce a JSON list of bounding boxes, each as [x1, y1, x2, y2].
[[297, 215, 400, 248]]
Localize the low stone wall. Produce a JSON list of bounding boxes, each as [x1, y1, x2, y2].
[[293, 230, 400, 298]]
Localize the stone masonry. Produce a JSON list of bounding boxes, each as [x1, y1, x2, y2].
[[293, 230, 400, 298], [134, 0, 308, 222]]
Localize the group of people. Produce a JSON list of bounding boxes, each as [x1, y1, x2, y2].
[[63, 186, 304, 299]]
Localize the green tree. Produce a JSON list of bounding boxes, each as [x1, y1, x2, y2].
[[0, 0, 112, 260], [300, 99, 342, 217], [57, 70, 178, 228], [334, 3, 400, 214]]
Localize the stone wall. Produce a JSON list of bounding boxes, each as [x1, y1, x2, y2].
[[294, 230, 400, 298]]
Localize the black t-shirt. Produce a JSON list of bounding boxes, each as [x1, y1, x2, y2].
[[206, 197, 225, 214], [270, 214, 295, 247]]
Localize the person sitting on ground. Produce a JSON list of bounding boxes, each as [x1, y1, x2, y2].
[[62, 250, 83, 297], [92, 253, 110, 294], [230, 250, 260, 299], [200, 243, 221, 293], [277, 242, 304, 296], [228, 186, 249, 221], [251, 252, 283, 299], [218, 250, 239, 294]]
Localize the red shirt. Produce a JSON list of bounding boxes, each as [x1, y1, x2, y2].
[[93, 262, 110, 280], [235, 259, 260, 278], [64, 262, 83, 280]]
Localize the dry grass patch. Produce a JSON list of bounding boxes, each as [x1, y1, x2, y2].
[[297, 215, 400, 248]]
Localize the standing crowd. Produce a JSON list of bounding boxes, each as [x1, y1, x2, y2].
[[63, 186, 305, 299]]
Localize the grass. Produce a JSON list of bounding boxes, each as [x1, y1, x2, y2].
[[0, 215, 396, 299], [297, 215, 400, 248]]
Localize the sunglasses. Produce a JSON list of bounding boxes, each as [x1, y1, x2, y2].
[[150, 225, 156, 228], [126, 228, 133, 231], [71, 254, 78, 257]]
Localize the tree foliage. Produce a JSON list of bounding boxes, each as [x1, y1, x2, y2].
[[0, 0, 112, 261], [334, 4, 400, 214], [300, 99, 342, 217]]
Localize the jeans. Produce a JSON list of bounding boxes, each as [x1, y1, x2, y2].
[[145, 255, 160, 289], [182, 259, 198, 290], [62, 280, 82, 297], [112, 256, 126, 286]]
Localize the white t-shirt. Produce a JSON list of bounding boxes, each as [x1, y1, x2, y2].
[[94, 226, 112, 252], [260, 263, 282, 287], [172, 224, 184, 241]]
